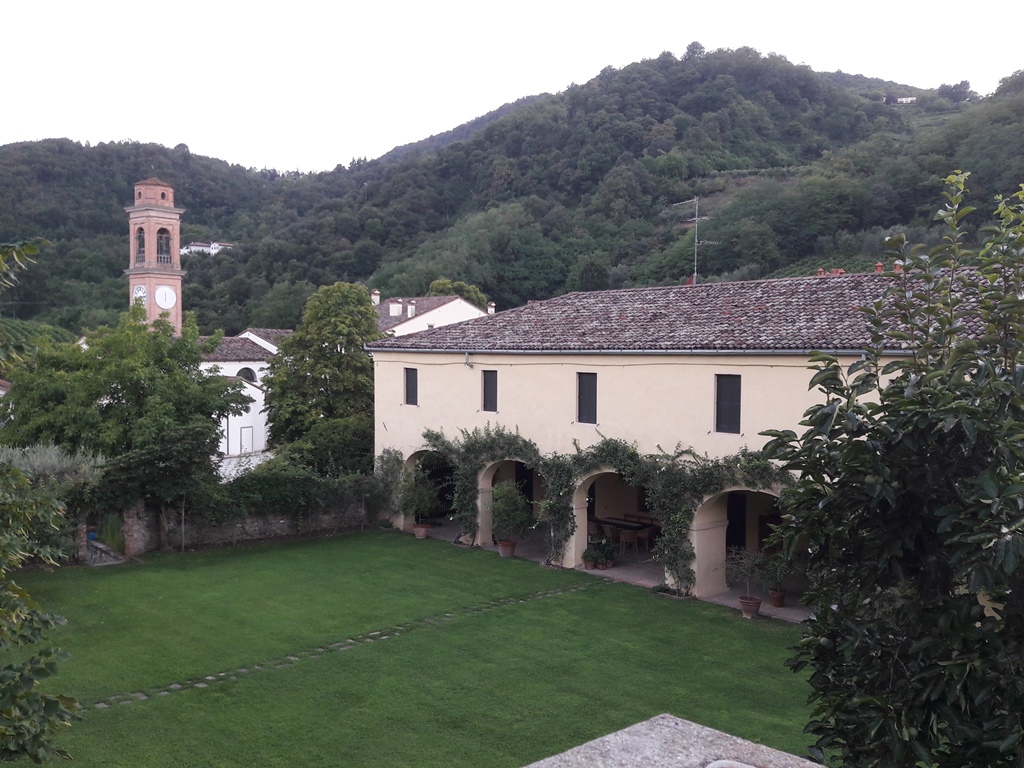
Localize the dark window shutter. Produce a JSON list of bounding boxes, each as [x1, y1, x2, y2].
[[577, 372, 597, 424], [482, 370, 498, 412], [404, 368, 418, 406], [715, 374, 741, 433]]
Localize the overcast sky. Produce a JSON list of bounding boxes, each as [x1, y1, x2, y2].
[[4, 1, 1018, 173]]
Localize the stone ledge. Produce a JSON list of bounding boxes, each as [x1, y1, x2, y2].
[[524, 714, 815, 768]]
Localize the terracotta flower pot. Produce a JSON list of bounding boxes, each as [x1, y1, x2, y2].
[[584, 561, 596, 570], [413, 523, 431, 540], [497, 540, 517, 558], [738, 595, 762, 619], [768, 588, 787, 608]]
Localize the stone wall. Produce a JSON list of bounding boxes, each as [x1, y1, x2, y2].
[[164, 505, 368, 551], [124, 499, 159, 557]]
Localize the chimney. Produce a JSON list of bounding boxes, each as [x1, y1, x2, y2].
[[875, 262, 883, 274], [487, 302, 496, 315], [407, 300, 416, 318], [895, 263, 903, 273], [817, 268, 825, 277], [389, 299, 403, 317], [371, 289, 381, 306]]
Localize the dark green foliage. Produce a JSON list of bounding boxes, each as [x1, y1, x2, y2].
[[762, 173, 1024, 766], [419, 427, 787, 585], [426, 278, 488, 310], [0, 465, 79, 762], [262, 283, 381, 446], [489, 481, 533, 542], [0, 306, 251, 548], [3, 54, 1021, 326], [272, 414, 374, 477]]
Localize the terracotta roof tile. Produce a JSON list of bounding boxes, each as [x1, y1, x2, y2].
[[367, 274, 920, 353], [242, 328, 292, 346], [202, 337, 275, 362]]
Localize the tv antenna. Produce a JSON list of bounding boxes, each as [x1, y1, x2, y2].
[[671, 196, 718, 284]]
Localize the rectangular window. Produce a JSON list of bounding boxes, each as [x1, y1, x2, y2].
[[404, 367, 418, 406], [715, 374, 741, 433], [577, 372, 597, 424], [482, 370, 498, 412]]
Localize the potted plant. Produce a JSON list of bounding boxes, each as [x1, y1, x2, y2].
[[582, 547, 599, 570], [726, 546, 767, 619], [599, 538, 617, 568], [490, 481, 533, 557], [399, 467, 437, 539], [762, 551, 792, 607]]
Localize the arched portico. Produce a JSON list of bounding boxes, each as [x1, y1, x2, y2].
[[474, 459, 542, 547], [689, 486, 781, 598], [392, 450, 456, 532], [563, 468, 648, 569]]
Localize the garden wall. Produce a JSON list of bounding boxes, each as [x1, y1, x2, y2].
[[123, 503, 369, 555]]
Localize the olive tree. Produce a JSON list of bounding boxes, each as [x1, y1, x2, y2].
[[763, 173, 1024, 766]]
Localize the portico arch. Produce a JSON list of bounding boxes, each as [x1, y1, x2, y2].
[[690, 486, 781, 598], [563, 467, 647, 569], [393, 450, 456, 532], [475, 459, 542, 547]]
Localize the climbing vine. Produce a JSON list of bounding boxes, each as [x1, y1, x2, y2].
[[388, 429, 789, 587]]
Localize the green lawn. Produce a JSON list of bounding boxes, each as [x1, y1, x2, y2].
[[17, 531, 811, 766]]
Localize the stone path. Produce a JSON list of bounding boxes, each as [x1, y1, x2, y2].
[[86, 583, 594, 711]]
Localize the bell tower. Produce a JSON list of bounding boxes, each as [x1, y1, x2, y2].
[[125, 178, 185, 334]]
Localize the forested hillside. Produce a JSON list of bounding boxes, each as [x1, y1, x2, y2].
[[2, 46, 1022, 335]]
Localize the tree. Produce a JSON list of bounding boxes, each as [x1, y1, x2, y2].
[[0, 240, 78, 760], [0, 305, 251, 547], [426, 278, 488, 310], [763, 173, 1024, 766], [262, 283, 382, 446], [936, 80, 979, 103]]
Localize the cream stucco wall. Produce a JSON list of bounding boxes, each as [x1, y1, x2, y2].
[[373, 349, 850, 458], [373, 348, 852, 591]]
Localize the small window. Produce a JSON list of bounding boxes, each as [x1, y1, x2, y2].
[[404, 368, 418, 406], [715, 374, 741, 433], [237, 367, 256, 383], [577, 372, 597, 424], [482, 370, 497, 412]]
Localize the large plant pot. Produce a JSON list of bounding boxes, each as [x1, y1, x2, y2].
[[768, 588, 787, 608], [738, 595, 762, 619], [584, 561, 596, 570], [497, 540, 517, 558], [413, 523, 431, 540]]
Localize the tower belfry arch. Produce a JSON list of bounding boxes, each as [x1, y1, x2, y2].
[[125, 178, 185, 334]]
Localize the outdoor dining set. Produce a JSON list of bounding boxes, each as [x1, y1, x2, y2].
[[587, 516, 661, 554]]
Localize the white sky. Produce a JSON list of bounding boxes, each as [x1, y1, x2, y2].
[[3, 1, 1018, 173]]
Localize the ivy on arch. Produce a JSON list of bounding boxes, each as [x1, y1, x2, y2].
[[406, 427, 790, 590]]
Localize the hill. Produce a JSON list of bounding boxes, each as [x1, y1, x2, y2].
[[0, 44, 1020, 334]]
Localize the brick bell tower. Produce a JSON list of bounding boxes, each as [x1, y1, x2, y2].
[[125, 178, 185, 334]]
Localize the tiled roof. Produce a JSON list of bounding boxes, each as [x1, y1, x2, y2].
[[375, 296, 462, 332], [367, 273, 915, 353], [242, 328, 293, 346], [202, 337, 275, 362]]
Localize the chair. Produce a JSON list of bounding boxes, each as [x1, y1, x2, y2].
[[636, 526, 657, 552], [618, 528, 639, 555], [587, 521, 600, 541]]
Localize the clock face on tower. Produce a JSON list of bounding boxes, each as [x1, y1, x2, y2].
[[132, 284, 147, 304], [155, 285, 177, 310]]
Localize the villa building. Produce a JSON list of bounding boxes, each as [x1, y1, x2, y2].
[[368, 271, 897, 597]]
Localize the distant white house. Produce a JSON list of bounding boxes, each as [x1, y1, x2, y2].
[[896, 97, 917, 105], [372, 290, 493, 337], [201, 327, 291, 474], [180, 241, 235, 256]]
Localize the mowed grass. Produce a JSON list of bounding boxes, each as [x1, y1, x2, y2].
[[16, 531, 811, 766]]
